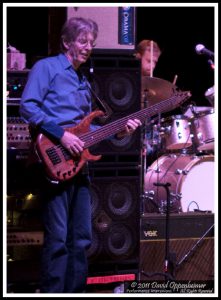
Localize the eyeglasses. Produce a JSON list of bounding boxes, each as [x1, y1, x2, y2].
[[75, 38, 96, 48]]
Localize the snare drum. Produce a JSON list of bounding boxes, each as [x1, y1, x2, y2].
[[192, 109, 214, 151], [144, 154, 214, 213], [160, 115, 192, 150]]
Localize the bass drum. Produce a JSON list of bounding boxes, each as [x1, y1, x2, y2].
[[144, 154, 215, 213]]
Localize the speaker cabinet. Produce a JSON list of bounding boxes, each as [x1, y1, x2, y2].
[[83, 55, 141, 114], [7, 173, 142, 288], [81, 55, 141, 159], [139, 213, 214, 281], [87, 173, 141, 276]]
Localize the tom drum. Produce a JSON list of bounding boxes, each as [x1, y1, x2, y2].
[[192, 108, 215, 152], [160, 115, 192, 150]]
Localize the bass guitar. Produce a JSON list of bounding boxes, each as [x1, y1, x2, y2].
[[35, 91, 191, 183]]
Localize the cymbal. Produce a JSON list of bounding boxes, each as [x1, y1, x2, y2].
[[141, 76, 179, 107]]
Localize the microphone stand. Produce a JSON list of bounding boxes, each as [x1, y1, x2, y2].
[[140, 90, 148, 214], [141, 182, 176, 281], [155, 182, 175, 279]]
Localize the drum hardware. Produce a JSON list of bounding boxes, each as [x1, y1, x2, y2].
[[150, 123, 162, 148], [179, 148, 188, 155], [142, 191, 160, 213], [175, 169, 189, 175], [144, 190, 154, 197], [170, 192, 182, 200], [155, 190, 182, 215], [144, 190, 159, 210], [144, 190, 182, 214], [159, 199, 182, 214], [153, 166, 161, 173], [144, 154, 214, 214]]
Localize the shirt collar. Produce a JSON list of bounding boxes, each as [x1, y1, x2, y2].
[[58, 53, 73, 70]]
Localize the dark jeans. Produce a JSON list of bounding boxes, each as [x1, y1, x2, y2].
[[39, 173, 92, 293]]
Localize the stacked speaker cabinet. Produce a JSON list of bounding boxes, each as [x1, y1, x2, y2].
[[81, 53, 141, 158], [81, 54, 142, 276], [87, 175, 141, 276]]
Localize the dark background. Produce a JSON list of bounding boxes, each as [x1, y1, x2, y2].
[[7, 6, 215, 106], [137, 6, 215, 105], [5, 6, 216, 290], [7, 6, 215, 107]]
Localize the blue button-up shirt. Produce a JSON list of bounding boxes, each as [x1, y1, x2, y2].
[[20, 53, 93, 140]]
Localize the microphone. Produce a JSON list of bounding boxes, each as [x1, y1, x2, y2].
[[195, 44, 214, 58]]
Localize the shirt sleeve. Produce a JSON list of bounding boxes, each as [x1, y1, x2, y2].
[[20, 59, 64, 140], [40, 121, 64, 140]]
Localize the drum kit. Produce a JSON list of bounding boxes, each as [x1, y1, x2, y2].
[[141, 77, 215, 214]]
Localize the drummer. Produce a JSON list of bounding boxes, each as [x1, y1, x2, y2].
[[135, 39, 161, 77], [135, 40, 162, 157]]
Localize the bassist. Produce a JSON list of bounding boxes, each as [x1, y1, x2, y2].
[[19, 17, 141, 293]]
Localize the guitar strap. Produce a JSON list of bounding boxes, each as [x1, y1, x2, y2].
[[86, 80, 113, 124]]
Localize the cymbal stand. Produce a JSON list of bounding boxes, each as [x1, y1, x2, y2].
[[140, 90, 159, 214], [156, 182, 176, 279], [141, 182, 176, 281], [140, 90, 148, 213]]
